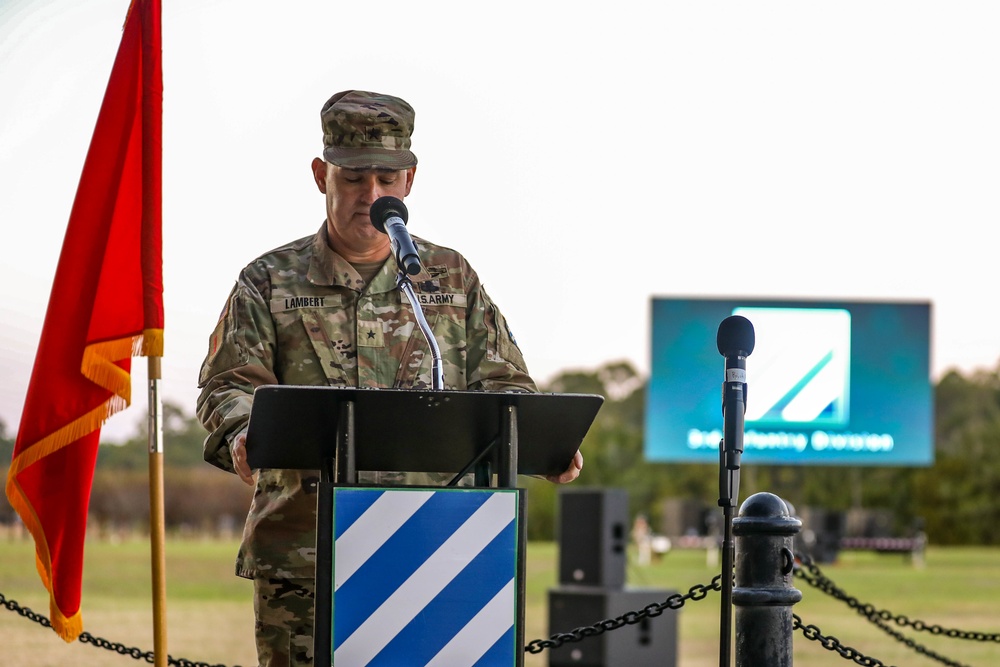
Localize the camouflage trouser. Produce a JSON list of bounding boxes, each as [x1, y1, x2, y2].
[[253, 577, 315, 667]]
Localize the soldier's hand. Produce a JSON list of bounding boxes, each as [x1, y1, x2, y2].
[[231, 431, 256, 486], [547, 450, 583, 484]]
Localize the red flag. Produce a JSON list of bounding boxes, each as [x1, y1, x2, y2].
[[4, 0, 163, 642]]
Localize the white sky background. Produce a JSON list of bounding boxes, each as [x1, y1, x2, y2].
[[1, 0, 998, 442]]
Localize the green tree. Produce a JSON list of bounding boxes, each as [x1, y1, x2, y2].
[[910, 367, 1000, 543], [90, 401, 253, 533], [0, 417, 14, 523], [0, 416, 13, 464], [97, 401, 211, 469], [529, 361, 667, 538], [11, 360, 1000, 544]]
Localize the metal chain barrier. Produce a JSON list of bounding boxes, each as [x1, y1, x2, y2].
[[8, 552, 998, 665], [6, 576, 724, 663], [0, 591, 241, 667], [523, 573, 723, 654], [794, 611, 970, 667], [793, 553, 998, 667], [796, 554, 1000, 644]]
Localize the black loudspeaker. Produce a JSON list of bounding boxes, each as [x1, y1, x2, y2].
[[558, 489, 628, 588], [800, 507, 846, 564], [548, 588, 678, 666]]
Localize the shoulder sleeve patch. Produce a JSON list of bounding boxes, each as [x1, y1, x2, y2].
[[199, 285, 251, 386]]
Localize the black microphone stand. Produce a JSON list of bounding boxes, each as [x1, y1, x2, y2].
[[718, 370, 745, 667]]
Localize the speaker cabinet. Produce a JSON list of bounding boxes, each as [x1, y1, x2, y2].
[[558, 489, 629, 588], [547, 588, 678, 666]]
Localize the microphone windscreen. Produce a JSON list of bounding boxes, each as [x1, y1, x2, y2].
[[717, 315, 755, 357], [369, 196, 408, 233]]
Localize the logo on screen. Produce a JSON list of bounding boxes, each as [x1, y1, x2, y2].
[[734, 307, 851, 426]]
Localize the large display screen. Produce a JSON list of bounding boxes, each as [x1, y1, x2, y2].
[[645, 297, 933, 466]]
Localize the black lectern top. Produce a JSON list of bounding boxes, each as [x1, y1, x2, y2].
[[245, 385, 603, 477]]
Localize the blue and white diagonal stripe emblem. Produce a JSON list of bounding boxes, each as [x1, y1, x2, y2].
[[332, 488, 519, 666], [735, 307, 851, 426]]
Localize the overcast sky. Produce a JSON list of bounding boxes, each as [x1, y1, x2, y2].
[[1, 0, 998, 442]]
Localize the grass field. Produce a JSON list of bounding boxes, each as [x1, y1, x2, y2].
[[1, 535, 999, 666]]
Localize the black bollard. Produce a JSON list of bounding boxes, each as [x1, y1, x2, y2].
[[732, 493, 802, 667]]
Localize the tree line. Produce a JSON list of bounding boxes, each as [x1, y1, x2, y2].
[[0, 404, 253, 538], [1, 360, 999, 544]]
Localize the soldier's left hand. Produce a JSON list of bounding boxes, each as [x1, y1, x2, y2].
[[547, 450, 583, 484]]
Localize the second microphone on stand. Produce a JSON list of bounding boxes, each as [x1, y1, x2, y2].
[[370, 196, 422, 275], [717, 314, 755, 480]]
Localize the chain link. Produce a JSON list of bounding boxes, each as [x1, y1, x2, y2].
[[523, 573, 723, 654], [0, 592, 241, 667], [793, 613, 895, 667]]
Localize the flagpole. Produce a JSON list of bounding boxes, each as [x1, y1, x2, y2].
[[147, 356, 168, 667], [141, 0, 166, 661]]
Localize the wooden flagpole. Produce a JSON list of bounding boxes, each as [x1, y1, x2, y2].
[[147, 356, 168, 667]]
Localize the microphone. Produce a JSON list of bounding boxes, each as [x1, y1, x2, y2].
[[716, 315, 754, 501], [370, 196, 421, 275], [717, 314, 755, 382]]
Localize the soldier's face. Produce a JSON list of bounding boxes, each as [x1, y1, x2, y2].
[[312, 160, 415, 260]]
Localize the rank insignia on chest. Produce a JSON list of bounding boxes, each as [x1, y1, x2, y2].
[[357, 321, 385, 347]]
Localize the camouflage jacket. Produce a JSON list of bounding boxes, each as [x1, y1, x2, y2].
[[196, 223, 535, 579]]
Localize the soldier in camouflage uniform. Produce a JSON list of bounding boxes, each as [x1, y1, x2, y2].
[[196, 90, 583, 666]]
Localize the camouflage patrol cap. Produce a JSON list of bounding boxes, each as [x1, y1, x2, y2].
[[321, 90, 417, 170]]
